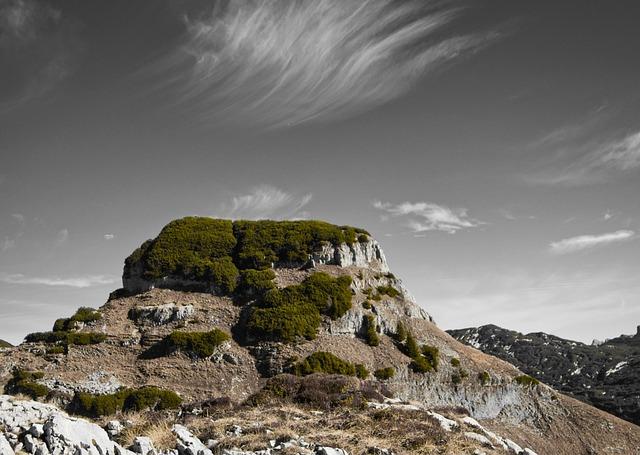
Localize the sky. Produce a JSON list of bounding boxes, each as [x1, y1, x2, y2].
[[1, 0, 639, 345]]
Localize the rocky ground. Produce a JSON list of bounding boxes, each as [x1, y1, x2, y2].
[[448, 324, 640, 425]]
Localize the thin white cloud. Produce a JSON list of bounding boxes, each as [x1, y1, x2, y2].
[[103, 234, 115, 240], [225, 185, 312, 220], [373, 200, 482, 234], [526, 121, 640, 185], [156, 0, 499, 128], [1, 236, 16, 252], [0, 273, 117, 288], [10, 213, 25, 224], [549, 230, 635, 255], [603, 211, 613, 221]]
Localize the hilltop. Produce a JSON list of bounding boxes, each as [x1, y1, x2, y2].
[[448, 324, 640, 425], [1, 217, 639, 455]]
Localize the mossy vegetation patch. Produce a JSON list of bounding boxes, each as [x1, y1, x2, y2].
[[163, 329, 230, 358], [124, 217, 368, 294], [72, 386, 182, 417], [364, 314, 380, 347], [294, 352, 357, 376], [403, 333, 439, 374], [5, 369, 50, 399], [247, 272, 352, 343], [374, 367, 395, 380], [514, 375, 540, 387]]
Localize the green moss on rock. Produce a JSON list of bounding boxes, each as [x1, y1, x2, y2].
[[72, 386, 182, 417], [165, 329, 230, 358], [294, 352, 357, 376]]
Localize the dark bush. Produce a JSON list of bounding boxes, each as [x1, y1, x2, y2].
[[294, 352, 357, 376], [376, 285, 401, 298], [374, 367, 395, 380], [514, 375, 540, 387], [194, 257, 239, 294], [66, 332, 107, 346], [247, 273, 352, 342], [357, 234, 369, 243], [25, 330, 105, 346], [364, 314, 380, 347], [394, 321, 407, 342], [5, 369, 50, 399], [233, 220, 367, 269], [355, 364, 369, 379], [248, 301, 321, 342], [362, 300, 372, 310], [131, 217, 236, 280], [300, 273, 353, 319], [421, 345, 440, 371], [478, 371, 491, 385], [235, 269, 276, 301], [165, 329, 230, 358], [450, 357, 460, 367], [247, 373, 383, 410], [72, 386, 182, 417]]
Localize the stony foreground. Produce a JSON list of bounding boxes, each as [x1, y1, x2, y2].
[[0, 394, 542, 455]]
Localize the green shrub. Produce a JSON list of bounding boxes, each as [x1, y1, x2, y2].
[[394, 322, 407, 342], [5, 370, 50, 399], [194, 257, 239, 294], [374, 367, 395, 380], [247, 273, 352, 343], [248, 302, 321, 342], [421, 345, 440, 371], [452, 370, 469, 385], [299, 273, 353, 319], [294, 352, 357, 376], [364, 315, 380, 347], [478, 371, 491, 386], [362, 300, 372, 310], [404, 333, 438, 374], [165, 329, 230, 358], [357, 234, 369, 243], [66, 332, 107, 346], [514, 375, 540, 387], [236, 269, 276, 300], [72, 387, 182, 417], [233, 220, 367, 269], [132, 217, 237, 280], [450, 358, 460, 367], [376, 285, 400, 298], [46, 345, 66, 355], [355, 364, 369, 379], [25, 330, 105, 346]]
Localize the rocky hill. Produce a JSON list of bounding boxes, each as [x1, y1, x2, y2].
[[1, 217, 639, 455], [447, 324, 640, 426]]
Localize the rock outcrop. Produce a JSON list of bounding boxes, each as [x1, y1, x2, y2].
[[1, 218, 639, 455]]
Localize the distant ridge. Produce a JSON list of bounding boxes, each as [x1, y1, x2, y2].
[[448, 324, 640, 425]]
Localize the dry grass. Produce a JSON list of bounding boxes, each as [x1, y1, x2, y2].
[[114, 411, 177, 450]]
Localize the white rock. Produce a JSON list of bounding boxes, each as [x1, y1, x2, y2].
[[463, 432, 493, 447], [523, 449, 538, 455], [132, 436, 157, 455], [29, 423, 45, 438], [315, 448, 349, 455], [426, 411, 458, 432], [173, 424, 213, 455], [504, 439, 524, 454], [0, 434, 15, 455], [106, 420, 124, 437]]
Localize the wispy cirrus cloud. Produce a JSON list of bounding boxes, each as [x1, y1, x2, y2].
[[224, 185, 312, 220], [549, 230, 636, 255], [156, 0, 500, 128], [525, 114, 640, 186], [0, 0, 79, 112], [0, 273, 118, 288], [373, 200, 482, 234]]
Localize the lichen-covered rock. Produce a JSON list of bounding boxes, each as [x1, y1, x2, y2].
[[310, 239, 389, 272], [129, 304, 195, 326]]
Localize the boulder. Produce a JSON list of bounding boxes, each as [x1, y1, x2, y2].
[[0, 434, 15, 455]]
